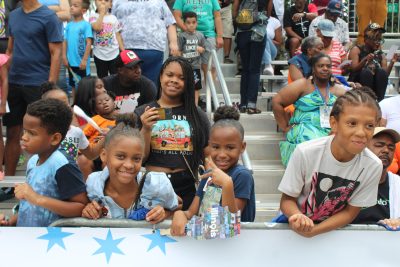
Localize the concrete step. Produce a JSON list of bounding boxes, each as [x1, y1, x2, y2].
[[210, 93, 277, 112], [244, 133, 284, 160], [251, 160, 284, 195], [239, 112, 278, 133], [254, 193, 280, 222], [219, 76, 287, 95]]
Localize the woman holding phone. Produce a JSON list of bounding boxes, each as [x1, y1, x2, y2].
[[135, 57, 210, 210]]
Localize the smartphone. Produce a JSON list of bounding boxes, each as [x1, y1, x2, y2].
[[157, 108, 172, 120]]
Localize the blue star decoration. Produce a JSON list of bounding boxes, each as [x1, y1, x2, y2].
[[93, 229, 125, 263], [37, 227, 74, 252], [142, 229, 177, 255]]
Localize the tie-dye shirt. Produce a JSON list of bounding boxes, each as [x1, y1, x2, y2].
[[17, 150, 86, 227]]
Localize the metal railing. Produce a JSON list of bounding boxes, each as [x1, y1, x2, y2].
[[50, 217, 388, 232], [285, 1, 400, 34], [205, 50, 253, 173]]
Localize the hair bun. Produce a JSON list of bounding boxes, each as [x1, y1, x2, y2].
[[213, 105, 240, 123], [115, 113, 137, 128]]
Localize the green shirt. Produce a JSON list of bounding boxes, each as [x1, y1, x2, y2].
[[173, 0, 221, 37]]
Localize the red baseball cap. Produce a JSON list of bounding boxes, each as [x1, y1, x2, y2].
[[119, 50, 143, 67]]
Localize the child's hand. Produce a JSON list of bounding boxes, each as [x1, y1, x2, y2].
[[140, 106, 159, 131], [196, 46, 205, 54], [170, 210, 188, 236], [14, 183, 38, 204], [0, 213, 9, 226], [0, 214, 16, 226], [79, 60, 87, 71], [82, 200, 102, 219], [146, 205, 166, 224], [200, 157, 232, 188], [378, 218, 400, 230], [288, 213, 315, 236]]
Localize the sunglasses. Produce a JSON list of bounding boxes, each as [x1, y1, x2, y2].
[[366, 37, 385, 44]]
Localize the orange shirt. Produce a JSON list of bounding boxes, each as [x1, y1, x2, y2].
[[83, 115, 115, 144], [388, 142, 400, 174]]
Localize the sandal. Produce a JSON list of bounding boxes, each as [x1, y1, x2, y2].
[[239, 106, 247, 113], [247, 107, 261, 114]]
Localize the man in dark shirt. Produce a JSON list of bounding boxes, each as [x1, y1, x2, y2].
[[352, 127, 400, 229], [3, 0, 62, 179], [284, 0, 317, 57], [103, 50, 157, 113]]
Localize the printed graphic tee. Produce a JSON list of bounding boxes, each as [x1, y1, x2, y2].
[[65, 20, 93, 75], [89, 13, 122, 61], [178, 31, 206, 69], [278, 135, 382, 222], [59, 126, 90, 161], [135, 101, 210, 170]]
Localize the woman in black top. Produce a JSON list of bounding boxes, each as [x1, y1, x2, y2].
[[135, 57, 210, 210], [349, 23, 398, 101]]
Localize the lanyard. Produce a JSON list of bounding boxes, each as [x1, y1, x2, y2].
[[314, 82, 331, 106]]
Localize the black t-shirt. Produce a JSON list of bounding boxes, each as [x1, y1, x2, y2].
[[352, 174, 390, 224], [102, 74, 157, 110], [135, 101, 210, 170], [283, 4, 313, 38]]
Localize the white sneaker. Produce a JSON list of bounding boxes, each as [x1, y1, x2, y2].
[[263, 64, 274, 75]]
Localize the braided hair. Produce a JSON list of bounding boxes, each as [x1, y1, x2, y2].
[[330, 87, 381, 122]]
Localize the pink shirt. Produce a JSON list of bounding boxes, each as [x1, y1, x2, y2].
[[325, 40, 347, 75]]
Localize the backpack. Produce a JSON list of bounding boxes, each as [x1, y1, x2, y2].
[[235, 0, 260, 30]]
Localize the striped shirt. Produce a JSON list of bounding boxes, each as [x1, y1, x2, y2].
[[324, 40, 347, 75]]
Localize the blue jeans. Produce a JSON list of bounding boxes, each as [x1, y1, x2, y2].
[[57, 62, 69, 95], [237, 31, 266, 109], [130, 49, 163, 86], [262, 37, 277, 65]]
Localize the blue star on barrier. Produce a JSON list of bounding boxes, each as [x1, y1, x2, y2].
[[93, 229, 125, 263], [37, 227, 74, 252], [142, 229, 177, 255]]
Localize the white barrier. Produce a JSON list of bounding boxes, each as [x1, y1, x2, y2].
[[0, 221, 398, 266]]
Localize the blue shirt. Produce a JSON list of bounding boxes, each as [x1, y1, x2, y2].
[[196, 164, 256, 222], [8, 5, 63, 86], [65, 20, 92, 75], [288, 53, 311, 78], [17, 150, 86, 227], [39, 0, 60, 5]]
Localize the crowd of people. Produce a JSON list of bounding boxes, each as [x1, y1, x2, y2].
[[0, 0, 398, 239]]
